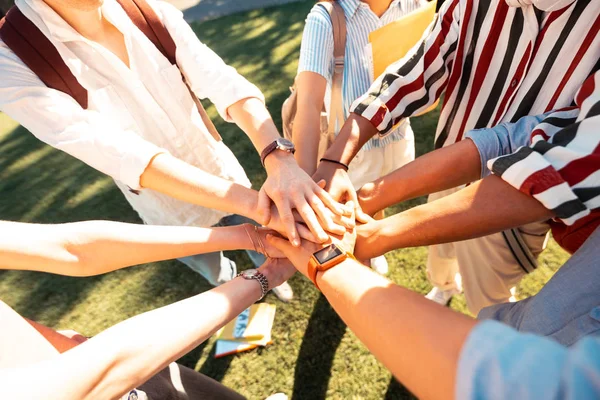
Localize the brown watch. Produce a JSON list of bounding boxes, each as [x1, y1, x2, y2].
[[307, 243, 355, 290], [260, 138, 295, 166]]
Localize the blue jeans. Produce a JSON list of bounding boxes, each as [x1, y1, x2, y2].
[[178, 214, 266, 286], [479, 227, 600, 346]]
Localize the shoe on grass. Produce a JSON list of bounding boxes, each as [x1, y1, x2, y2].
[[265, 394, 288, 400], [425, 286, 460, 306], [271, 281, 293, 302], [371, 255, 389, 275]]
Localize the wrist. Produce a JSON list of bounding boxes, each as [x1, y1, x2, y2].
[[264, 149, 295, 174], [257, 262, 284, 291]]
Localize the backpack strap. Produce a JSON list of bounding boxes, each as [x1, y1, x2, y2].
[[0, 7, 89, 108], [318, 1, 347, 140], [117, 0, 221, 141]]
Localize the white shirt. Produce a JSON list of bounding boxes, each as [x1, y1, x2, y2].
[[0, 0, 264, 227]]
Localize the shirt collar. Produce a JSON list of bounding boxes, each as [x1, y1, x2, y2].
[[15, 0, 131, 43], [339, 0, 404, 19], [338, 0, 362, 19]]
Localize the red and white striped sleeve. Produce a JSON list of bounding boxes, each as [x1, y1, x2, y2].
[[488, 71, 600, 226], [350, 0, 462, 134]]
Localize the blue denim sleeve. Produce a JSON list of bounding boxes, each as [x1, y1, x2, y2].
[[465, 113, 551, 178], [457, 320, 600, 400]]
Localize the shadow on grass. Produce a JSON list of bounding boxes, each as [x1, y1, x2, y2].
[[292, 295, 346, 400]]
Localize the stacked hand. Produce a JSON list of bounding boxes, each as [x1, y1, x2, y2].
[[259, 152, 354, 245], [255, 202, 357, 282]]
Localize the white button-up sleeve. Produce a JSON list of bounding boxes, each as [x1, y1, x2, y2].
[[153, 0, 265, 122], [0, 42, 166, 190]]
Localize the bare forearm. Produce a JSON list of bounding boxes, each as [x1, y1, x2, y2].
[[228, 97, 280, 153], [322, 113, 378, 165], [140, 153, 259, 221], [357, 175, 554, 259], [0, 271, 270, 400], [0, 220, 252, 277], [317, 260, 476, 399], [359, 139, 482, 215], [293, 104, 323, 175]]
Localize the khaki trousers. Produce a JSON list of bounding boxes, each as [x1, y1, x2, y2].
[[427, 187, 550, 315]]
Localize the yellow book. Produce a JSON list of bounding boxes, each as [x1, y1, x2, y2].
[[369, 0, 437, 79], [214, 304, 276, 358], [369, 1, 439, 116], [216, 303, 276, 341]]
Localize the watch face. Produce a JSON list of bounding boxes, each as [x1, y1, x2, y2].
[[276, 138, 295, 151], [314, 244, 344, 264], [243, 269, 258, 277]]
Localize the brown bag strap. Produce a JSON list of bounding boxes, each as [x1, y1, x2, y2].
[[318, 1, 347, 141], [117, 0, 222, 141], [0, 7, 89, 108]]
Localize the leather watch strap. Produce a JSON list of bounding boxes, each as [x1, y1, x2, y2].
[[260, 141, 279, 166]]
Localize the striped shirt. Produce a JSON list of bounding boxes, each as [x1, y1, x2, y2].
[[351, 0, 600, 151], [298, 0, 426, 150], [488, 71, 600, 254]]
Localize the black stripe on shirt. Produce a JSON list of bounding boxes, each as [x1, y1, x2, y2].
[[491, 146, 533, 176], [400, 41, 459, 119], [573, 186, 600, 204], [552, 198, 588, 220], [435, 0, 493, 149], [475, 10, 524, 129], [511, 0, 591, 121], [550, 121, 581, 146]]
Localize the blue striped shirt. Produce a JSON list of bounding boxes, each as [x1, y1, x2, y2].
[[298, 0, 426, 150]]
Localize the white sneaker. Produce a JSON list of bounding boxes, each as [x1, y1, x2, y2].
[[371, 255, 389, 275], [265, 394, 288, 400], [271, 281, 293, 302], [425, 286, 459, 306]]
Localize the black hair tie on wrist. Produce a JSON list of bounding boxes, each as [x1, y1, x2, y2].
[[319, 158, 349, 172]]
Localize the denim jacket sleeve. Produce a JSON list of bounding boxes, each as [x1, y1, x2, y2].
[[465, 113, 550, 179]]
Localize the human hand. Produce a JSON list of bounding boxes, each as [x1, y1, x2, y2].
[[244, 225, 287, 258], [356, 181, 380, 218], [312, 161, 371, 224], [353, 220, 380, 261], [258, 257, 297, 290], [266, 202, 357, 278], [259, 152, 352, 246]]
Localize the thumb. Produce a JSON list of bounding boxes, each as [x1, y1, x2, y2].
[[316, 179, 327, 189], [256, 187, 272, 226]]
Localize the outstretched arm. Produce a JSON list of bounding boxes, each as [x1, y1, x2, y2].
[[0, 220, 283, 277], [0, 258, 294, 400], [358, 139, 481, 215], [266, 234, 476, 400], [355, 175, 553, 260]]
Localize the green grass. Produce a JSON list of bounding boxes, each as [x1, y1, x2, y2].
[[0, 2, 569, 399]]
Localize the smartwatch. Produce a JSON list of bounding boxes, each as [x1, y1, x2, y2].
[[307, 243, 355, 289], [260, 138, 295, 166]]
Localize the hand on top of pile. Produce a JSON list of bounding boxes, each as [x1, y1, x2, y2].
[[257, 151, 356, 246]]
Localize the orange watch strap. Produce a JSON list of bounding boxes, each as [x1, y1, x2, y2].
[[308, 256, 320, 287]]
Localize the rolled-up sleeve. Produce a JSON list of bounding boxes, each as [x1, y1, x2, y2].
[[156, 1, 265, 122], [457, 320, 600, 400], [350, 0, 461, 135], [0, 44, 165, 190], [488, 71, 600, 227], [465, 113, 549, 178]]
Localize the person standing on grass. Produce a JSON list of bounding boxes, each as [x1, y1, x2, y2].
[[311, 0, 600, 312], [0, 219, 294, 400], [293, 0, 427, 274], [0, 0, 354, 301]]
